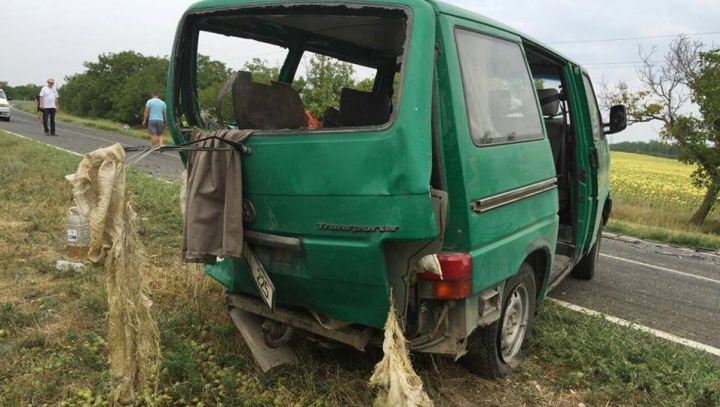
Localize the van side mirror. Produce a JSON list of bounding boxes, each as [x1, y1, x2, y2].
[[605, 104, 627, 135]]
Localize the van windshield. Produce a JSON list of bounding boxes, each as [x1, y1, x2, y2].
[[0, 90, 6, 100], [174, 4, 410, 134]]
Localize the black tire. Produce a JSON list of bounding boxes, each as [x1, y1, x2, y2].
[[463, 263, 536, 379], [571, 224, 602, 280]]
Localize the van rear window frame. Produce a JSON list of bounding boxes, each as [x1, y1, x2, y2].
[[453, 26, 545, 148], [171, 2, 414, 137]]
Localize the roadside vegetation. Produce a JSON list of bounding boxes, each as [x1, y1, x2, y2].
[[609, 140, 680, 159], [1, 130, 719, 406], [608, 151, 720, 249], [0, 82, 42, 101], [603, 37, 720, 227]]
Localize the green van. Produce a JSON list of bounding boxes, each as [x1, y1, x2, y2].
[[169, 0, 627, 377]]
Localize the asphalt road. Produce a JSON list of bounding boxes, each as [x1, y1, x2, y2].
[[2, 104, 720, 350], [553, 236, 720, 348], [0, 104, 184, 180]]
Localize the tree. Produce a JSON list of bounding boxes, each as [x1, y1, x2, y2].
[[241, 58, 280, 85], [666, 49, 720, 224], [610, 140, 681, 159], [297, 55, 357, 117], [61, 52, 232, 125], [0, 82, 42, 100], [62, 51, 168, 123], [112, 57, 169, 124], [197, 54, 233, 90], [602, 36, 720, 225]]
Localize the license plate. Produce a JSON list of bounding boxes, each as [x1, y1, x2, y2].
[[242, 242, 276, 310]]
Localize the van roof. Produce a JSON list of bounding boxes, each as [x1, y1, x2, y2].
[[184, 0, 580, 67]]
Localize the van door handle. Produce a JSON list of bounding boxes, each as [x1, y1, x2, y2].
[[590, 150, 599, 169]]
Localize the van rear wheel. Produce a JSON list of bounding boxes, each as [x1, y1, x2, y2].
[[571, 225, 602, 280], [463, 263, 536, 378]]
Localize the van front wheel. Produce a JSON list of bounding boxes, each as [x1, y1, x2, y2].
[[463, 263, 536, 378]]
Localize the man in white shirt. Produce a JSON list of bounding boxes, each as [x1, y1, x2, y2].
[[39, 78, 59, 136]]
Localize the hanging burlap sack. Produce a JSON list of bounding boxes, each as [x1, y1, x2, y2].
[[66, 143, 160, 405], [369, 293, 434, 407]]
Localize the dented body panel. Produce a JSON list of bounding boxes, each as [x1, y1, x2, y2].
[[170, 0, 439, 329]]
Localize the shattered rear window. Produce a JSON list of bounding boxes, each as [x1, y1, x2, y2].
[[176, 4, 410, 133]]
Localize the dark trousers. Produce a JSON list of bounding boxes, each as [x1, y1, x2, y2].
[[42, 108, 56, 134]]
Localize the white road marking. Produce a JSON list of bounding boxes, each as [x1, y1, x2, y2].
[[550, 299, 720, 357], [2, 129, 176, 185], [3, 129, 82, 157], [600, 253, 720, 285], [9, 105, 177, 158]]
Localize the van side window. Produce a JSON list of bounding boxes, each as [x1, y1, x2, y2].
[[455, 29, 544, 146], [582, 75, 603, 141]]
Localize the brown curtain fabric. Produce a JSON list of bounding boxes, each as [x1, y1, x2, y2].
[[183, 127, 253, 264]]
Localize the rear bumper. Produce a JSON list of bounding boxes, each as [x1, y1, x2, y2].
[[225, 292, 375, 351]]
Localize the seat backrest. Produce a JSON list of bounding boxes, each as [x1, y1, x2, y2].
[[544, 118, 564, 165], [536, 88, 565, 175], [339, 88, 391, 127], [488, 89, 512, 118], [232, 71, 307, 130], [488, 89, 513, 138], [537, 88, 560, 118]]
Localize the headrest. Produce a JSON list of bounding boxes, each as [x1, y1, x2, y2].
[[339, 88, 391, 127], [232, 71, 307, 130], [537, 88, 560, 117], [489, 90, 511, 118]]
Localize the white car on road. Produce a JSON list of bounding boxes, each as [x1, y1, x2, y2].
[[0, 89, 11, 121]]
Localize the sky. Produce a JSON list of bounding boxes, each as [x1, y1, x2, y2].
[[2, 0, 719, 143]]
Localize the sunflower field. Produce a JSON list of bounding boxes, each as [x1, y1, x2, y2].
[[608, 152, 720, 244], [610, 151, 712, 213]]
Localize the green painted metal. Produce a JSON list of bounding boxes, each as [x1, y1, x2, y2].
[[435, 15, 559, 301], [167, 0, 608, 331], [171, 0, 438, 329], [565, 66, 596, 254]]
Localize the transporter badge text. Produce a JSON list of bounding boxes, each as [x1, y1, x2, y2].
[[317, 223, 400, 233]]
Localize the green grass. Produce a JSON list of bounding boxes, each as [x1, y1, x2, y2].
[[12, 103, 173, 145], [531, 303, 720, 407], [0, 130, 719, 406], [607, 218, 720, 250]]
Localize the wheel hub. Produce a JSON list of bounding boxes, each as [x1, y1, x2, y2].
[[500, 283, 530, 362]]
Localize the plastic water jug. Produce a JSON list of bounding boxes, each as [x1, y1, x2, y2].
[[66, 207, 90, 258]]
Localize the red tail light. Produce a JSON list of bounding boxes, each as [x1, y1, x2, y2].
[[418, 253, 473, 299]]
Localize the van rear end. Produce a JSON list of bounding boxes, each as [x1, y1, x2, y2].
[[169, 0, 441, 344]]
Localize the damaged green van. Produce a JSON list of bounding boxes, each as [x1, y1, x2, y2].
[[168, 0, 627, 378]]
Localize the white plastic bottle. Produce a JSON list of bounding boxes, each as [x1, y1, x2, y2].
[[55, 260, 86, 272]]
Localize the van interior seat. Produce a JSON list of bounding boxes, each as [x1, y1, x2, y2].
[[488, 89, 512, 138], [232, 71, 307, 130], [339, 88, 391, 127], [537, 88, 564, 174], [538, 88, 571, 216]]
